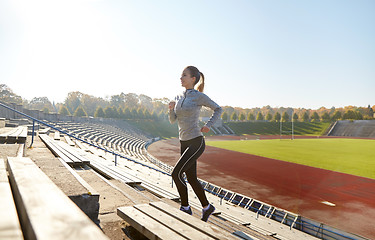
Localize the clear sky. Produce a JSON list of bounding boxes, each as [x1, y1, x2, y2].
[[1, 0, 374, 109]]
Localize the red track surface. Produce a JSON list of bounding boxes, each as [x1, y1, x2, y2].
[[148, 136, 375, 239]]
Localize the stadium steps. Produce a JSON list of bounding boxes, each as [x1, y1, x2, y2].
[[329, 120, 375, 138]]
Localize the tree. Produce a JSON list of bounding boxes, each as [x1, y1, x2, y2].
[[343, 110, 356, 120], [59, 106, 71, 116], [158, 110, 167, 121], [137, 108, 145, 119], [131, 108, 138, 119], [123, 107, 132, 119], [73, 106, 87, 117], [65, 91, 83, 114], [94, 106, 105, 118], [281, 112, 289, 122], [311, 112, 320, 122], [369, 105, 374, 118], [293, 113, 298, 122], [265, 112, 273, 121], [321, 112, 331, 122], [274, 112, 281, 122], [29, 97, 54, 112], [117, 107, 124, 118], [301, 112, 309, 122], [0, 84, 23, 104], [331, 111, 342, 121], [139, 94, 153, 111], [104, 106, 115, 118], [124, 93, 139, 109], [110, 93, 125, 108], [256, 112, 264, 121], [111, 106, 119, 118], [42, 107, 49, 113], [221, 112, 229, 122], [239, 113, 246, 121], [143, 108, 152, 119], [81, 94, 106, 116], [230, 112, 238, 121], [355, 111, 363, 120], [247, 112, 255, 121]]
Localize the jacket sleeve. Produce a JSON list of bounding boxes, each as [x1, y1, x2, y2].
[[200, 93, 222, 128], [168, 109, 177, 124]]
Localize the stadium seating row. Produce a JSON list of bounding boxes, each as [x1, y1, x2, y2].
[[0, 157, 108, 240], [42, 120, 149, 162]]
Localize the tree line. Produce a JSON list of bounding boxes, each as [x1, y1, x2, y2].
[[0, 84, 373, 122], [220, 105, 374, 122]]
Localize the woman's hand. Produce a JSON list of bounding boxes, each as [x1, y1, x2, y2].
[[169, 101, 176, 110], [201, 125, 210, 133]]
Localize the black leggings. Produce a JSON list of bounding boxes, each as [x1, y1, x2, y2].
[[171, 136, 209, 207]]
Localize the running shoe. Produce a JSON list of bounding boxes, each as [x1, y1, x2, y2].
[[180, 205, 192, 215], [201, 204, 215, 222]]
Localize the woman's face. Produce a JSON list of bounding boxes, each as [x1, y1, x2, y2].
[[180, 69, 195, 89]]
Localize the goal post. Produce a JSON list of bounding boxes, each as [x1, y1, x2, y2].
[[280, 111, 294, 140]]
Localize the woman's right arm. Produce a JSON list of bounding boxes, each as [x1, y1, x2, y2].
[[168, 101, 177, 124]]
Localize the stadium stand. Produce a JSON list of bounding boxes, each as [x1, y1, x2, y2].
[[0, 101, 369, 240], [328, 120, 375, 138]]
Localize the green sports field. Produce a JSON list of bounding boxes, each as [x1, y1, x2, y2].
[[206, 138, 375, 179]]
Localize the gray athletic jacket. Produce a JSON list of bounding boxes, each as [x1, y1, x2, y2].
[[169, 89, 222, 141]]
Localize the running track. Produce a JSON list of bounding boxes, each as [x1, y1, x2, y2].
[[148, 136, 375, 239]]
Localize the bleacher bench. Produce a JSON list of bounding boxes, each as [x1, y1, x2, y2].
[[0, 126, 28, 144], [117, 201, 238, 240], [0, 159, 23, 239], [5, 157, 108, 240], [39, 134, 89, 166]]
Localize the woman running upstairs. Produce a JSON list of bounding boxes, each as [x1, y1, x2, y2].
[[168, 66, 222, 222]]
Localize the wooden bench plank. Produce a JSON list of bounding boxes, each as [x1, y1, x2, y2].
[[0, 159, 23, 240], [39, 134, 74, 165], [150, 201, 238, 240], [64, 135, 75, 146], [117, 206, 186, 240], [75, 140, 90, 152], [40, 134, 90, 166], [16, 126, 27, 143], [55, 141, 90, 165], [134, 204, 214, 239], [7, 157, 109, 240], [0, 127, 18, 138], [54, 131, 60, 140], [18, 126, 28, 137], [39, 127, 50, 134], [0, 126, 27, 143]]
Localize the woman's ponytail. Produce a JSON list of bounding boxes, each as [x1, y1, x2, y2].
[[196, 72, 205, 92]]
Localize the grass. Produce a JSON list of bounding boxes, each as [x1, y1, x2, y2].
[[225, 121, 331, 136], [125, 119, 178, 139], [206, 138, 375, 179]]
